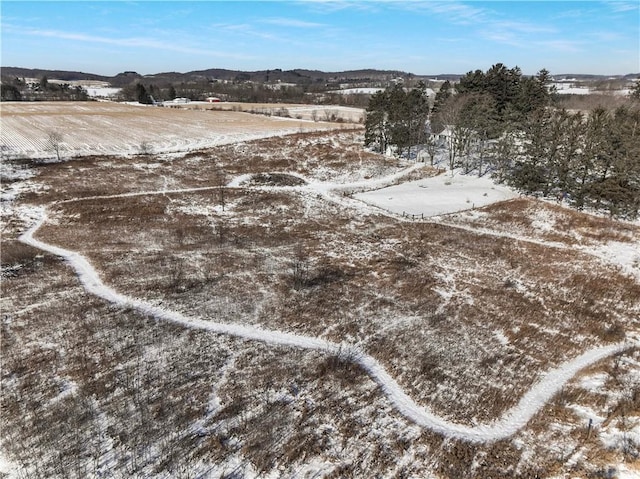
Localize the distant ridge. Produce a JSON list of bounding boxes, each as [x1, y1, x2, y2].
[[0, 67, 109, 82], [2, 66, 637, 85], [1, 66, 413, 85]]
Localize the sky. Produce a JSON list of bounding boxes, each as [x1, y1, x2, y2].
[[1, 1, 639, 77]]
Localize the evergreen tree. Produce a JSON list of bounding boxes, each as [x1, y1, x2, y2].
[[458, 93, 500, 175], [1, 83, 22, 101], [509, 108, 553, 194], [135, 83, 153, 104], [405, 81, 430, 158], [364, 89, 390, 153], [430, 80, 452, 133], [364, 83, 429, 157], [387, 84, 410, 155], [630, 81, 640, 102]]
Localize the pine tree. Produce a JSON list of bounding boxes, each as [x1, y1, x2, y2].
[[135, 83, 152, 104], [364, 89, 390, 154], [364, 83, 429, 158], [630, 81, 640, 102], [430, 80, 452, 133]]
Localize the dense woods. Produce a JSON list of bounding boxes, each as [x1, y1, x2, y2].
[[365, 64, 640, 219]]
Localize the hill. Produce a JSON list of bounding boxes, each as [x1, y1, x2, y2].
[[5, 65, 635, 87]]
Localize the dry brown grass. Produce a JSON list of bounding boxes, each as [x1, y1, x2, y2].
[[4, 130, 639, 477], [451, 198, 640, 247], [30, 178, 639, 427]]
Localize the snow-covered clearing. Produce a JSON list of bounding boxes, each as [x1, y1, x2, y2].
[[354, 169, 519, 217], [85, 87, 121, 98], [330, 87, 384, 95]]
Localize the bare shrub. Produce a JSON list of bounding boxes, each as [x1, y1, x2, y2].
[[138, 141, 153, 155], [248, 173, 306, 187]]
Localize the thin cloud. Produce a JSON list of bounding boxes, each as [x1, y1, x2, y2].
[[552, 8, 599, 20], [605, 1, 639, 12], [591, 30, 624, 42], [302, 0, 380, 14], [261, 17, 326, 28], [492, 20, 556, 35], [479, 30, 524, 47], [479, 19, 557, 47], [4, 24, 255, 60], [418, 1, 488, 25], [210, 22, 281, 41], [536, 39, 583, 53]]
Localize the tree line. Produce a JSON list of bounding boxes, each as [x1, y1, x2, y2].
[[1, 75, 89, 101], [364, 64, 640, 219], [1, 75, 371, 107]]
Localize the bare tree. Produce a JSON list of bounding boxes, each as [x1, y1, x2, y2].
[[215, 169, 227, 211], [47, 131, 64, 161], [423, 136, 439, 166]]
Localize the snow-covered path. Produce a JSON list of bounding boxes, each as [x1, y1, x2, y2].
[[19, 209, 635, 443]]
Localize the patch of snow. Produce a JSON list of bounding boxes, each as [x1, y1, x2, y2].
[[568, 404, 606, 427], [578, 372, 609, 392], [600, 420, 640, 456], [617, 464, 640, 478], [0, 452, 17, 477], [585, 241, 640, 281], [330, 87, 385, 95], [494, 330, 510, 346], [530, 208, 556, 233]]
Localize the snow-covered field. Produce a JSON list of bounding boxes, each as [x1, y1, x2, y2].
[[330, 87, 384, 95], [2, 121, 639, 478], [201, 101, 365, 123], [355, 169, 519, 217], [0, 101, 354, 159], [84, 87, 121, 98]]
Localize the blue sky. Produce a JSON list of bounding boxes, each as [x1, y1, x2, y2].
[[2, 1, 638, 76]]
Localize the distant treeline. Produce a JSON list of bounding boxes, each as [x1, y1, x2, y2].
[[1, 67, 416, 106], [1, 76, 89, 101]]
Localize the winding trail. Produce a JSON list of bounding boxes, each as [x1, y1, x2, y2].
[[19, 209, 635, 443]]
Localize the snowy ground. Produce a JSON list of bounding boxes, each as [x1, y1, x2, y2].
[[355, 168, 519, 217], [22, 208, 634, 444], [2, 126, 639, 478]]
